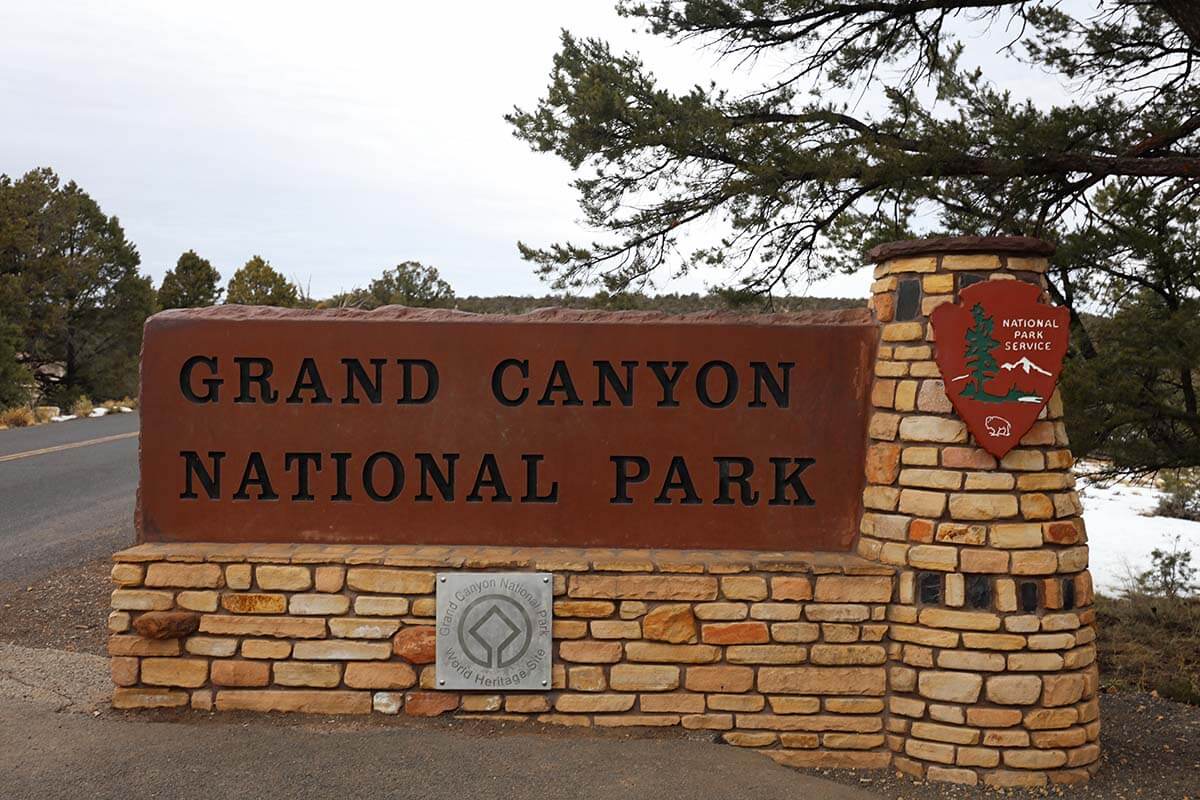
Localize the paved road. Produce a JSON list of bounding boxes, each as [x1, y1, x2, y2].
[[0, 413, 139, 586], [0, 700, 876, 800]]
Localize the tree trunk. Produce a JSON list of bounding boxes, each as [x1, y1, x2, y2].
[[1160, 0, 1200, 48]]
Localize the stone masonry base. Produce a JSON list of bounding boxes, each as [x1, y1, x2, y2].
[[109, 542, 1098, 788]]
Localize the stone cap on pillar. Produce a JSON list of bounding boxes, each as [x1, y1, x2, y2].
[[866, 235, 1055, 263]]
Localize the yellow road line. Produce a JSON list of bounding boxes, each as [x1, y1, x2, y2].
[[0, 431, 139, 463]]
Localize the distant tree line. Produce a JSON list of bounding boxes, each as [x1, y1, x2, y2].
[[0, 167, 463, 408]]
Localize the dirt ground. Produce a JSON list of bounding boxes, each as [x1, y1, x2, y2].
[[1, 559, 1197, 799]]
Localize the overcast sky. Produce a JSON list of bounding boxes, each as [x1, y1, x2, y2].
[[1, 2, 1076, 301]]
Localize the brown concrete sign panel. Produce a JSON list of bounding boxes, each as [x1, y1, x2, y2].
[[138, 306, 876, 551]]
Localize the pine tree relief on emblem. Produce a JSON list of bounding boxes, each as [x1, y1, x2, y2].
[[956, 304, 1039, 404]]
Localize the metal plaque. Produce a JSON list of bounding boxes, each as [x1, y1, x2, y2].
[[435, 572, 552, 691]]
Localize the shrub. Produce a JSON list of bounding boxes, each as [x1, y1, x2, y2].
[[1155, 470, 1200, 522], [70, 395, 94, 418], [1130, 534, 1199, 599], [32, 406, 55, 423], [0, 406, 35, 427]]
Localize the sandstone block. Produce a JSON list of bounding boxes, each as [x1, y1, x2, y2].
[[110, 563, 144, 587], [199, 614, 326, 639], [559, 640, 623, 663], [273, 662, 342, 688], [144, 563, 223, 589], [288, 594, 350, 616], [685, 666, 754, 693], [392, 626, 437, 663], [908, 545, 958, 571], [899, 416, 967, 443], [804, 604, 869, 623], [176, 590, 219, 612], [986, 675, 1043, 705], [918, 671, 982, 703], [865, 443, 901, 484], [609, 664, 679, 691], [211, 660, 270, 687], [185, 636, 237, 657], [220, 593, 287, 614], [344, 662, 418, 689], [590, 620, 641, 639], [1009, 652, 1064, 671], [314, 566, 345, 592], [224, 564, 251, 590], [708, 694, 764, 712], [554, 620, 587, 639], [641, 604, 696, 642], [141, 657, 209, 688], [641, 693, 706, 713], [809, 645, 886, 666], [554, 694, 635, 713], [292, 640, 391, 661], [505, 695, 550, 713], [918, 608, 1001, 631], [905, 738, 956, 764], [133, 611, 200, 639], [769, 576, 812, 601], [937, 650, 1005, 672], [346, 568, 435, 594], [813, 575, 892, 603], [255, 565, 312, 591], [720, 576, 768, 601], [771, 623, 820, 643], [354, 596, 410, 616], [111, 589, 174, 611], [568, 666, 606, 692], [111, 657, 138, 687], [1042, 674, 1085, 707], [108, 635, 181, 657], [752, 602, 805, 621], [112, 687, 189, 709], [568, 575, 717, 601], [241, 639, 291, 659], [949, 494, 1018, 521], [958, 550, 1010, 577], [911, 721, 980, 746], [702, 622, 769, 645], [681, 713, 733, 731], [218, 690, 371, 714], [403, 691, 459, 716], [899, 489, 947, 517], [626, 642, 719, 664], [554, 600, 616, 618], [1003, 749, 1067, 770], [726, 645, 808, 664], [758, 667, 886, 696]]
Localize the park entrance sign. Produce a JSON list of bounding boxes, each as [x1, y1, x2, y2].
[[137, 306, 875, 551], [112, 238, 1101, 789]]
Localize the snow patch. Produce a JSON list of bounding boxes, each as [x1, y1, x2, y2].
[[1079, 475, 1200, 594]]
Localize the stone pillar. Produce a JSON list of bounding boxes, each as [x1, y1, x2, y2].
[[859, 237, 1099, 788]]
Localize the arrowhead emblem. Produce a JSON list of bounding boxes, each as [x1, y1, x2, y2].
[[929, 281, 1069, 458]]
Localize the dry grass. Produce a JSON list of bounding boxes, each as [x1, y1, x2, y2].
[[1096, 592, 1200, 704], [100, 396, 137, 412], [0, 406, 35, 428], [69, 395, 93, 418]]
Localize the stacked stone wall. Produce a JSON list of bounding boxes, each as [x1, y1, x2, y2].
[[109, 544, 896, 770], [861, 243, 1099, 788]]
